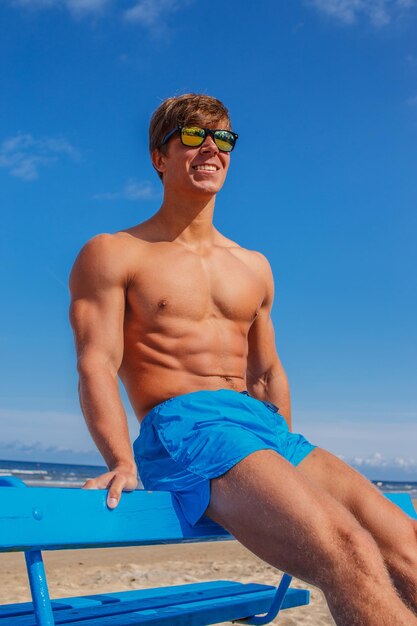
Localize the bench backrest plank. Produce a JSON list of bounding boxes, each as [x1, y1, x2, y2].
[[1, 486, 415, 553], [0, 488, 229, 551], [385, 493, 417, 519]]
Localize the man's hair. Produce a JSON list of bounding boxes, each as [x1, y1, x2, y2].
[[149, 93, 232, 180]]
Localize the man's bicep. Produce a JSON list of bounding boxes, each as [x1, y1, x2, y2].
[[69, 235, 126, 374]]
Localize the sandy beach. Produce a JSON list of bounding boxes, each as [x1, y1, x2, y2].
[[1, 500, 416, 625]]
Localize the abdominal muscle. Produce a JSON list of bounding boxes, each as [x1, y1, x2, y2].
[[120, 316, 250, 421]]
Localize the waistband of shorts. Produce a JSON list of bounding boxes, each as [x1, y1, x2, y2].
[[139, 388, 280, 432], [140, 388, 250, 430]]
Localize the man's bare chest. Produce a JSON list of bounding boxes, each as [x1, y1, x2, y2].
[[125, 245, 265, 325]]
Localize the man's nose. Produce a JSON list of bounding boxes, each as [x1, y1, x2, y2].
[[200, 135, 219, 153]]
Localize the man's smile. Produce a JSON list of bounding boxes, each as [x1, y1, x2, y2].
[[192, 164, 219, 172]]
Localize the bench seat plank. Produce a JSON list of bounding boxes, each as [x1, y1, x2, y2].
[[0, 582, 258, 618], [0, 582, 309, 625], [0, 582, 250, 617]]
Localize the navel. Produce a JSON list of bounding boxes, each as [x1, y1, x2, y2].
[[219, 375, 241, 390]]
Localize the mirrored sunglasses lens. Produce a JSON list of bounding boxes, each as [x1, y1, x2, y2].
[[214, 131, 235, 152], [181, 127, 205, 147]]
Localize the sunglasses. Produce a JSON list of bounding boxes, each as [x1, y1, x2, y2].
[[161, 126, 238, 153]]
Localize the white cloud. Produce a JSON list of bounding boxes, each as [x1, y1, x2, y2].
[[93, 178, 160, 201], [65, 0, 111, 12], [406, 53, 417, 65], [11, 0, 55, 6], [124, 0, 183, 26], [406, 94, 417, 106], [9, 0, 192, 26], [342, 452, 417, 480], [11, 0, 111, 16], [347, 451, 417, 469], [308, 0, 417, 27], [0, 132, 80, 181]]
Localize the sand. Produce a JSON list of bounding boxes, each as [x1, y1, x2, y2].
[[1, 499, 415, 625]]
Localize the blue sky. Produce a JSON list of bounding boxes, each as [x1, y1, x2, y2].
[[1, 0, 416, 479]]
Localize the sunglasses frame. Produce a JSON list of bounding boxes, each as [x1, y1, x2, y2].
[[161, 126, 238, 152]]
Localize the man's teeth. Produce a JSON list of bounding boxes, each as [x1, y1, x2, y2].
[[193, 165, 217, 171]]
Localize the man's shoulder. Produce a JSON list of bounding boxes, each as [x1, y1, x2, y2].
[[76, 231, 147, 264], [226, 241, 272, 272], [227, 245, 274, 295], [216, 232, 267, 260], [82, 230, 142, 252], [70, 231, 143, 288]]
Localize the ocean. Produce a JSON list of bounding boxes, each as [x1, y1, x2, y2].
[[0, 459, 416, 497]]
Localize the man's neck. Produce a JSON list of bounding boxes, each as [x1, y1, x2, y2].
[[151, 191, 218, 249]]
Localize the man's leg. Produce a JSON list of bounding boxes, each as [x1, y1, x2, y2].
[[297, 447, 417, 613], [205, 449, 417, 626]]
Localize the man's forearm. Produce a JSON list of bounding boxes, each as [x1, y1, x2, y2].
[[265, 367, 291, 430], [248, 363, 292, 431], [78, 367, 136, 471]]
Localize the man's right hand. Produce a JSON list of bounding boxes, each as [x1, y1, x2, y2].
[[83, 465, 139, 509]]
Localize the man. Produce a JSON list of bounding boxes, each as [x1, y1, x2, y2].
[[69, 94, 417, 626]]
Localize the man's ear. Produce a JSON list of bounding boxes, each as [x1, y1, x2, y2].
[[151, 149, 166, 177]]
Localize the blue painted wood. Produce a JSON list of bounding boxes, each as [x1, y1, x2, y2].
[[24, 551, 54, 626], [0, 582, 241, 618], [59, 588, 309, 626], [385, 493, 417, 519], [0, 583, 309, 625], [0, 476, 28, 488], [63, 586, 309, 626], [2, 486, 413, 553], [0, 487, 229, 551], [236, 573, 293, 625], [0, 583, 308, 619]]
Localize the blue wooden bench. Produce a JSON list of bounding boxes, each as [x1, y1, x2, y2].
[[0, 476, 309, 625], [0, 476, 415, 626]]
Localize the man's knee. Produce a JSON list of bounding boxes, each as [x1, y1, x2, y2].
[[334, 522, 377, 559], [316, 518, 384, 588]]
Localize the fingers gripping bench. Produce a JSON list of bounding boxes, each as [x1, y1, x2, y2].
[[0, 476, 310, 625]]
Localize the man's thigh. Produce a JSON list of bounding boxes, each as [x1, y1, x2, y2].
[[205, 449, 374, 584], [297, 447, 417, 563]]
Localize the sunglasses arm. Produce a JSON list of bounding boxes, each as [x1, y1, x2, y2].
[[161, 127, 180, 146]]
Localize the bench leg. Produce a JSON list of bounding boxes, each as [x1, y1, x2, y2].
[[25, 550, 55, 626], [235, 573, 292, 625]]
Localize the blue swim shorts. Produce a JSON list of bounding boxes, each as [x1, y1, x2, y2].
[[133, 388, 316, 527]]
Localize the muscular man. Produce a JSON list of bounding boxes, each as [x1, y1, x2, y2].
[[69, 94, 417, 626]]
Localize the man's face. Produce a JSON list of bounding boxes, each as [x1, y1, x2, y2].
[[153, 120, 232, 197]]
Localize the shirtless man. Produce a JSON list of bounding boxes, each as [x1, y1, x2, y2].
[[69, 94, 417, 626]]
